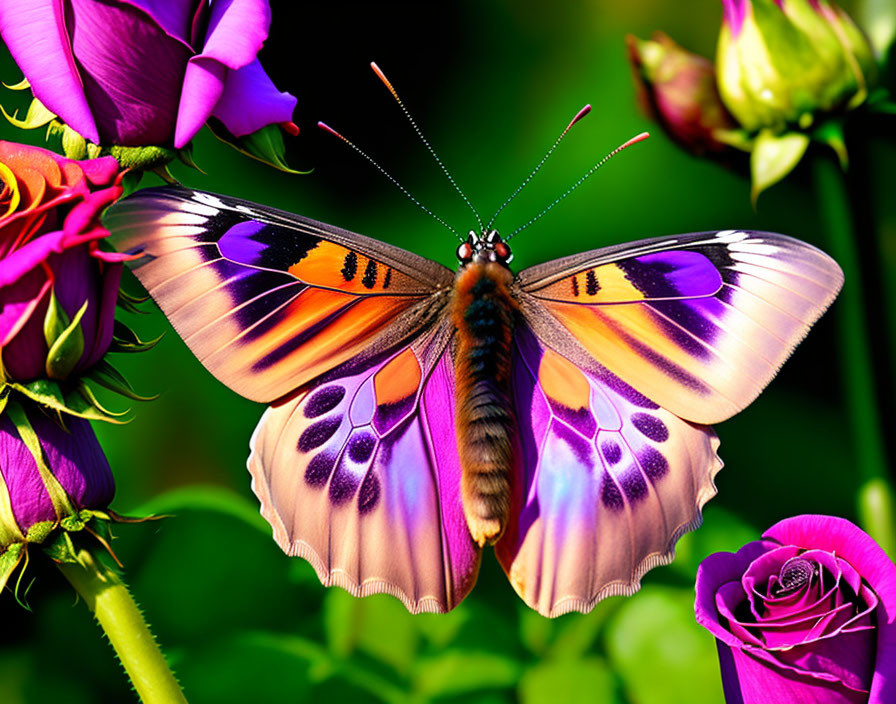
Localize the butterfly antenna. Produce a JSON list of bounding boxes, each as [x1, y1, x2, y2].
[[318, 121, 463, 240], [506, 131, 650, 241], [486, 104, 591, 231], [371, 61, 484, 233]]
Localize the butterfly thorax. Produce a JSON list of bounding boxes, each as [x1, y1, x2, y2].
[[451, 260, 518, 547]]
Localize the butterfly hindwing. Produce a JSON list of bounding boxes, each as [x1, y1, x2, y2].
[[515, 230, 843, 425], [247, 322, 481, 613], [105, 187, 454, 402], [496, 326, 721, 617]]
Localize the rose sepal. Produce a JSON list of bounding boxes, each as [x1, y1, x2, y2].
[[207, 119, 308, 174], [4, 379, 129, 424], [108, 320, 163, 355], [85, 359, 158, 402], [0, 95, 56, 131]]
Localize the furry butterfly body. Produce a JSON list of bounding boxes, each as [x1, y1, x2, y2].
[[106, 186, 842, 616]]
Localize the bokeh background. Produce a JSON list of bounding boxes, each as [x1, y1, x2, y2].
[[1, 0, 894, 702]]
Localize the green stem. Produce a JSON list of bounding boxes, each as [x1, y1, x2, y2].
[[812, 154, 896, 556], [57, 548, 188, 704]]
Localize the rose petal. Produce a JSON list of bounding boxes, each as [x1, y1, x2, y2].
[[718, 640, 867, 704], [68, 0, 192, 145], [199, 0, 270, 70], [174, 56, 227, 148], [764, 516, 896, 704], [0, 265, 50, 349], [0, 2, 100, 143], [211, 58, 297, 138], [78, 258, 122, 370], [118, 0, 196, 43], [0, 409, 54, 532], [695, 539, 776, 646]]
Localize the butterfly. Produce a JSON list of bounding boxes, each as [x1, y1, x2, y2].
[[105, 185, 842, 617]]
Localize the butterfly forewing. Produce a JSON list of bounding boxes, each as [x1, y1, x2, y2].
[[514, 230, 844, 425], [104, 187, 454, 402], [248, 321, 482, 613]]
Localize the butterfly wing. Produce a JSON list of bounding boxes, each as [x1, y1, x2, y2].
[[104, 186, 454, 402], [496, 326, 721, 616], [514, 230, 843, 424], [248, 321, 481, 613]]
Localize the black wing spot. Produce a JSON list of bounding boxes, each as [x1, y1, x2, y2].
[[383, 268, 392, 289], [362, 259, 378, 289], [586, 270, 600, 296], [342, 251, 358, 281], [571, 276, 580, 297]]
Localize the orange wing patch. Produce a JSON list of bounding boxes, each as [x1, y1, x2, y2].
[[374, 348, 422, 406], [539, 263, 649, 304], [538, 349, 591, 413], [289, 241, 418, 294]]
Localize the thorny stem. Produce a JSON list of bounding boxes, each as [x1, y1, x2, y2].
[[812, 154, 896, 556], [56, 548, 188, 704]]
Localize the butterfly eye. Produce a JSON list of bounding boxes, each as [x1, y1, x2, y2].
[[494, 242, 512, 263], [457, 242, 474, 261]]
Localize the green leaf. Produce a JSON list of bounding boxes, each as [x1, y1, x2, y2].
[[750, 130, 810, 205], [323, 588, 363, 658], [606, 585, 724, 704], [208, 120, 309, 174], [129, 485, 271, 536], [519, 657, 619, 704], [43, 530, 80, 564], [45, 300, 87, 379], [412, 650, 521, 699], [356, 596, 419, 675], [669, 505, 759, 580], [86, 359, 158, 401], [1, 96, 56, 130]]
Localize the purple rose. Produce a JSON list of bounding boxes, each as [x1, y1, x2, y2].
[[0, 403, 114, 546], [0, 141, 124, 382], [696, 515, 896, 704], [0, 0, 296, 149]]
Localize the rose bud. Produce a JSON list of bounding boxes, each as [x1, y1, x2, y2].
[[0, 142, 124, 383], [0, 1, 297, 169], [696, 515, 896, 704], [717, 0, 877, 133], [0, 401, 114, 590], [626, 32, 743, 158]]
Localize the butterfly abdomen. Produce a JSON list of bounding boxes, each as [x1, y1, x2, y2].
[[452, 263, 518, 547]]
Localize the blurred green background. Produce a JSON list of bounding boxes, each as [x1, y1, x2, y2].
[[2, 1, 894, 702]]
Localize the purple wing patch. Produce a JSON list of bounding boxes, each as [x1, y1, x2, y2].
[[248, 324, 481, 614], [495, 327, 721, 617]]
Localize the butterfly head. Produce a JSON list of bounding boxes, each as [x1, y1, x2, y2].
[[456, 230, 513, 268]]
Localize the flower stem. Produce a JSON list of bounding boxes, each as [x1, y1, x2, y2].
[[56, 548, 188, 704], [812, 154, 896, 556]]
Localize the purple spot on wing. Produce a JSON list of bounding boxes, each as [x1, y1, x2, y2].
[[304, 386, 346, 418], [217, 220, 266, 263], [600, 474, 625, 510], [218, 218, 319, 270], [553, 422, 592, 464], [305, 453, 335, 487], [601, 440, 622, 465], [329, 466, 360, 505], [358, 472, 380, 513], [622, 470, 648, 502], [648, 298, 721, 350], [298, 417, 341, 453], [618, 251, 721, 298], [639, 447, 669, 480], [549, 400, 596, 437], [632, 413, 669, 442], [348, 432, 377, 463], [373, 395, 416, 434]]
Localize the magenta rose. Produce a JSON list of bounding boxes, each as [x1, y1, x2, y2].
[[0, 0, 296, 149], [696, 515, 896, 704], [0, 141, 124, 382]]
